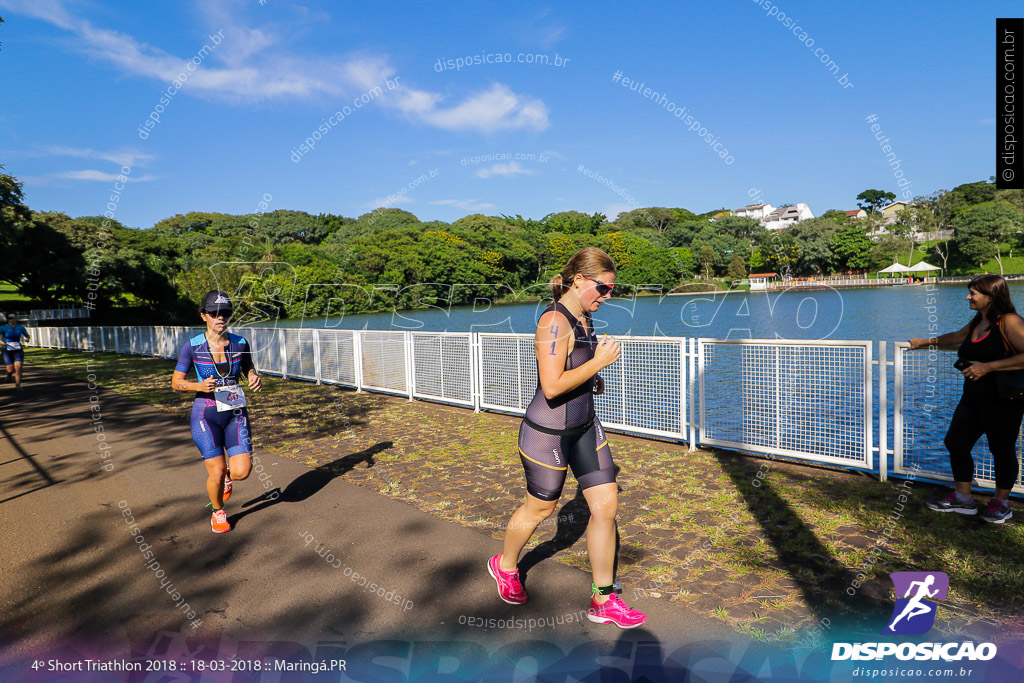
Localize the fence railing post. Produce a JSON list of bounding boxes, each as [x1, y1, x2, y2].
[[865, 341, 875, 477], [279, 328, 288, 379], [354, 331, 363, 393], [689, 337, 698, 451], [679, 338, 687, 447], [879, 341, 888, 482], [472, 333, 481, 414], [313, 329, 322, 385], [406, 331, 414, 402], [515, 335, 523, 409]]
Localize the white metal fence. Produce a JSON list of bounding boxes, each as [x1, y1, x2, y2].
[[5, 307, 91, 322], [893, 343, 1024, 493], [25, 325, 1024, 494], [699, 339, 874, 470]]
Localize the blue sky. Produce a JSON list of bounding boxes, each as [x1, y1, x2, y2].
[[0, 0, 1013, 229]]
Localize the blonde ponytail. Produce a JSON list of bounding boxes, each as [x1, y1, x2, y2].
[[550, 273, 569, 300], [552, 248, 617, 300]]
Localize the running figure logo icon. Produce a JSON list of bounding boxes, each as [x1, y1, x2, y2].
[[882, 571, 948, 635]]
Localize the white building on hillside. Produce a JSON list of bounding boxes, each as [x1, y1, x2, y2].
[[763, 203, 814, 230], [732, 203, 776, 222]]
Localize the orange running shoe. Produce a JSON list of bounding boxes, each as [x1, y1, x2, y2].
[[211, 508, 230, 533], [223, 475, 232, 502]]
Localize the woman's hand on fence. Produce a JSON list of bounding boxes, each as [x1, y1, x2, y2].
[[907, 337, 933, 350], [593, 335, 621, 370], [248, 372, 262, 392]]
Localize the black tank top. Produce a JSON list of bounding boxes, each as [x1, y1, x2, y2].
[[524, 300, 597, 431], [957, 316, 1007, 400]]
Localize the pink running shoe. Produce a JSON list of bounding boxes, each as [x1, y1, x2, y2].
[[487, 554, 527, 605], [588, 593, 647, 629], [222, 475, 233, 502]]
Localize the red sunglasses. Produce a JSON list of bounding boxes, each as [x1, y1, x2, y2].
[[582, 275, 615, 296]]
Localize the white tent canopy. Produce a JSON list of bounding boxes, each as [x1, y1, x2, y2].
[[877, 263, 910, 274], [907, 261, 941, 272]]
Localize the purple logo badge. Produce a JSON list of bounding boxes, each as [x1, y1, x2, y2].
[[882, 571, 949, 635]]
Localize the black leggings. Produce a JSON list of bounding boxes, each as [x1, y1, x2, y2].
[[944, 397, 1024, 490], [517, 419, 615, 501]]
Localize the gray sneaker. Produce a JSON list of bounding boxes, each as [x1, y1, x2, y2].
[[926, 491, 979, 515], [979, 499, 1013, 524]]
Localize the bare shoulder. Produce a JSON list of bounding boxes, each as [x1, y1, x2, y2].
[[537, 309, 571, 332], [1001, 313, 1024, 333], [1004, 312, 1024, 325]]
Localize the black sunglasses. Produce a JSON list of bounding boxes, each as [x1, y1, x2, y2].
[[582, 275, 615, 296]]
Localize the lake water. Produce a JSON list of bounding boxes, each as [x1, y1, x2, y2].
[[277, 282, 1020, 343]]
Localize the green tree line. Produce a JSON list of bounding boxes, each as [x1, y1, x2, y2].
[[1, 167, 1021, 324]]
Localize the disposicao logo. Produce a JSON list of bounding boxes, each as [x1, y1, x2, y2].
[[831, 571, 997, 662], [882, 571, 948, 635]]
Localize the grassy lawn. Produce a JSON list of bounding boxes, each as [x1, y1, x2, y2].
[[25, 347, 1024, 643], [898, 239, 1024, 276], [0, 283, 44, 309]]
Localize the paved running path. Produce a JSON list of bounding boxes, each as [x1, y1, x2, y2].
[[0, 370, 767, 677]]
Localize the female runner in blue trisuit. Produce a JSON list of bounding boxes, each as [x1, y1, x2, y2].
[[172, 291, 261, 533]]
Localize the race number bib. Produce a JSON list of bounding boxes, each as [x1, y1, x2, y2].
[[214, 385, 246, 412], [5, 342, 21, 350]]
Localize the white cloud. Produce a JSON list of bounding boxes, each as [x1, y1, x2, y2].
[[56, 170, 159, 182], [477, 161, 534, 179], [43, 145, 155, 167], [2, 0, 550, 131], [415, 83, 548, 133], [429, 198, 497, 211]]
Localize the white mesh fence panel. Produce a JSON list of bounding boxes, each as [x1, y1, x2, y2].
[[360, 331, 408, 394], [412, 332, 473, 405], [895, 344, 1024, 492], [285, 328, 317, 380], [700, 340, 872, 468], [478, 333, 536, 414], [317, 329, 357, 386]]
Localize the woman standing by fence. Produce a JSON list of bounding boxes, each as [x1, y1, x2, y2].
[[909, 274, 1024, 523], [487, 247, 647, 628]]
